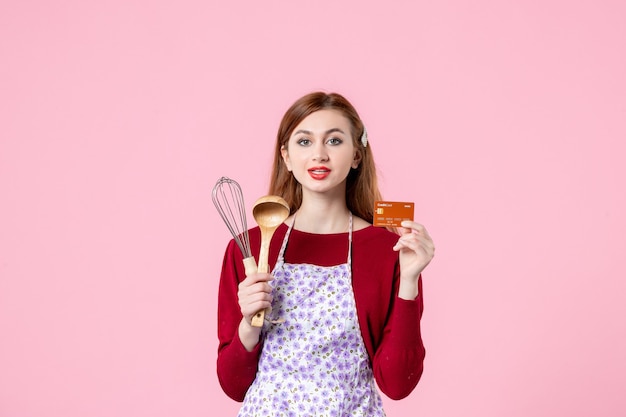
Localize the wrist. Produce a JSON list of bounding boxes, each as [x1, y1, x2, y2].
[[398, 277, 419, 300], [238, 318, 262, 352]]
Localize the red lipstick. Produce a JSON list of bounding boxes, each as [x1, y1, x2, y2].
[[308, 166, 331, 180]]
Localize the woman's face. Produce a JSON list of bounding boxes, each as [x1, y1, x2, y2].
[[281, 109, 361, 198]]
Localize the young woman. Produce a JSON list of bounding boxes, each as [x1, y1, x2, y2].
[[217, 92, 435, 416]]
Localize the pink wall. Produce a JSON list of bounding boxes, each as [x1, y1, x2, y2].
[[1, 1, 625, 416]]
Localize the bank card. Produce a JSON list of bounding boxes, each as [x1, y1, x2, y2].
[[373, 201, 414, 227]]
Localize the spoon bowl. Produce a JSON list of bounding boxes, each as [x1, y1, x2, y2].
[[252, 195, 291, 230]]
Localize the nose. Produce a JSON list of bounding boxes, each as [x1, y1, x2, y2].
[[312, 141, 328, 162]]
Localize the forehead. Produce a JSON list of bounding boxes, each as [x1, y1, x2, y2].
[[292, 109, 352, 135]]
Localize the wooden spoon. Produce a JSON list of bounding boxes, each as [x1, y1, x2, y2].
[[250, 195, 290, 327]]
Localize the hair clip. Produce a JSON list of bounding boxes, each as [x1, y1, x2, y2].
[[361, 127, 368, 148]]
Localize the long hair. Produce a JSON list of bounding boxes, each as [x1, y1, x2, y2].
[[268, 92, 382, 223]]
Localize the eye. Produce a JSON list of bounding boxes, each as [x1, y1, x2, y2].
[[327, 137, 343, 145], [296, 138, 312, 146]]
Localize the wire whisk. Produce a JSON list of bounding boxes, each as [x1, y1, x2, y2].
[[212, 175, 259, 305], [212, 176, 253, 258]]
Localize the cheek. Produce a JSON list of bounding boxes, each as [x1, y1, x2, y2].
[[284, 149, 307, 168]]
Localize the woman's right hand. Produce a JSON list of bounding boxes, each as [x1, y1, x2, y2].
[[237, 272, 274, 326]]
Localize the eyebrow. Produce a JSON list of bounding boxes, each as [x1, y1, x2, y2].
[[293, 128, 346, 136]]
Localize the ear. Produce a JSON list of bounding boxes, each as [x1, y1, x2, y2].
[[352, 150, 362, 169], [281, 145, 292, 172]]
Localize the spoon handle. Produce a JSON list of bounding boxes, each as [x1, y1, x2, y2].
[[257, 229, 272, 274], [250, 227, 273, 327]]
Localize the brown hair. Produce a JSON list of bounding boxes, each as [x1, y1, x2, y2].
[[268, 92, 382, 223]]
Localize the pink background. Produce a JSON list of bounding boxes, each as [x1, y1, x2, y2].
[[1, 1, 625, 416]]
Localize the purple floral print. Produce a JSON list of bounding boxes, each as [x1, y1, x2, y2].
[[238, 217, 385, 417]]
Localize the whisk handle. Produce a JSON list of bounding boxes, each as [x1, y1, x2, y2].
[[242, 256, 257, 277]]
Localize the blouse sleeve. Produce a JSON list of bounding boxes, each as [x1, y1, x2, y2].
[[216, 239, 262, 402], [372, 273, 426, 400]]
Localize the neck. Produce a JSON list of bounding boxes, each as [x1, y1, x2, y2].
[[292, 194, 351, 234]]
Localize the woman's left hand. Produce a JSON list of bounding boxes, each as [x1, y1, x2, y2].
[[393, 221, 435, 284]]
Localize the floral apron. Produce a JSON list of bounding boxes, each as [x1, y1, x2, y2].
[[238, 214, 385, 416]]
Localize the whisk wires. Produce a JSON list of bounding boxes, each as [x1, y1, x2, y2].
[[211, 177, 252, 258]]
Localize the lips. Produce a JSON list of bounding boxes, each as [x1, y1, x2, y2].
[[308, 166, 331, 180]]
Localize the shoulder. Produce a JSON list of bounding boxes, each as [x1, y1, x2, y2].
[[353, 224, 399, 245], [352, 224, 400, 266], [246, 225, 261, 240], [352, 215, 371, 231], [352, 216, 398, 240]]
